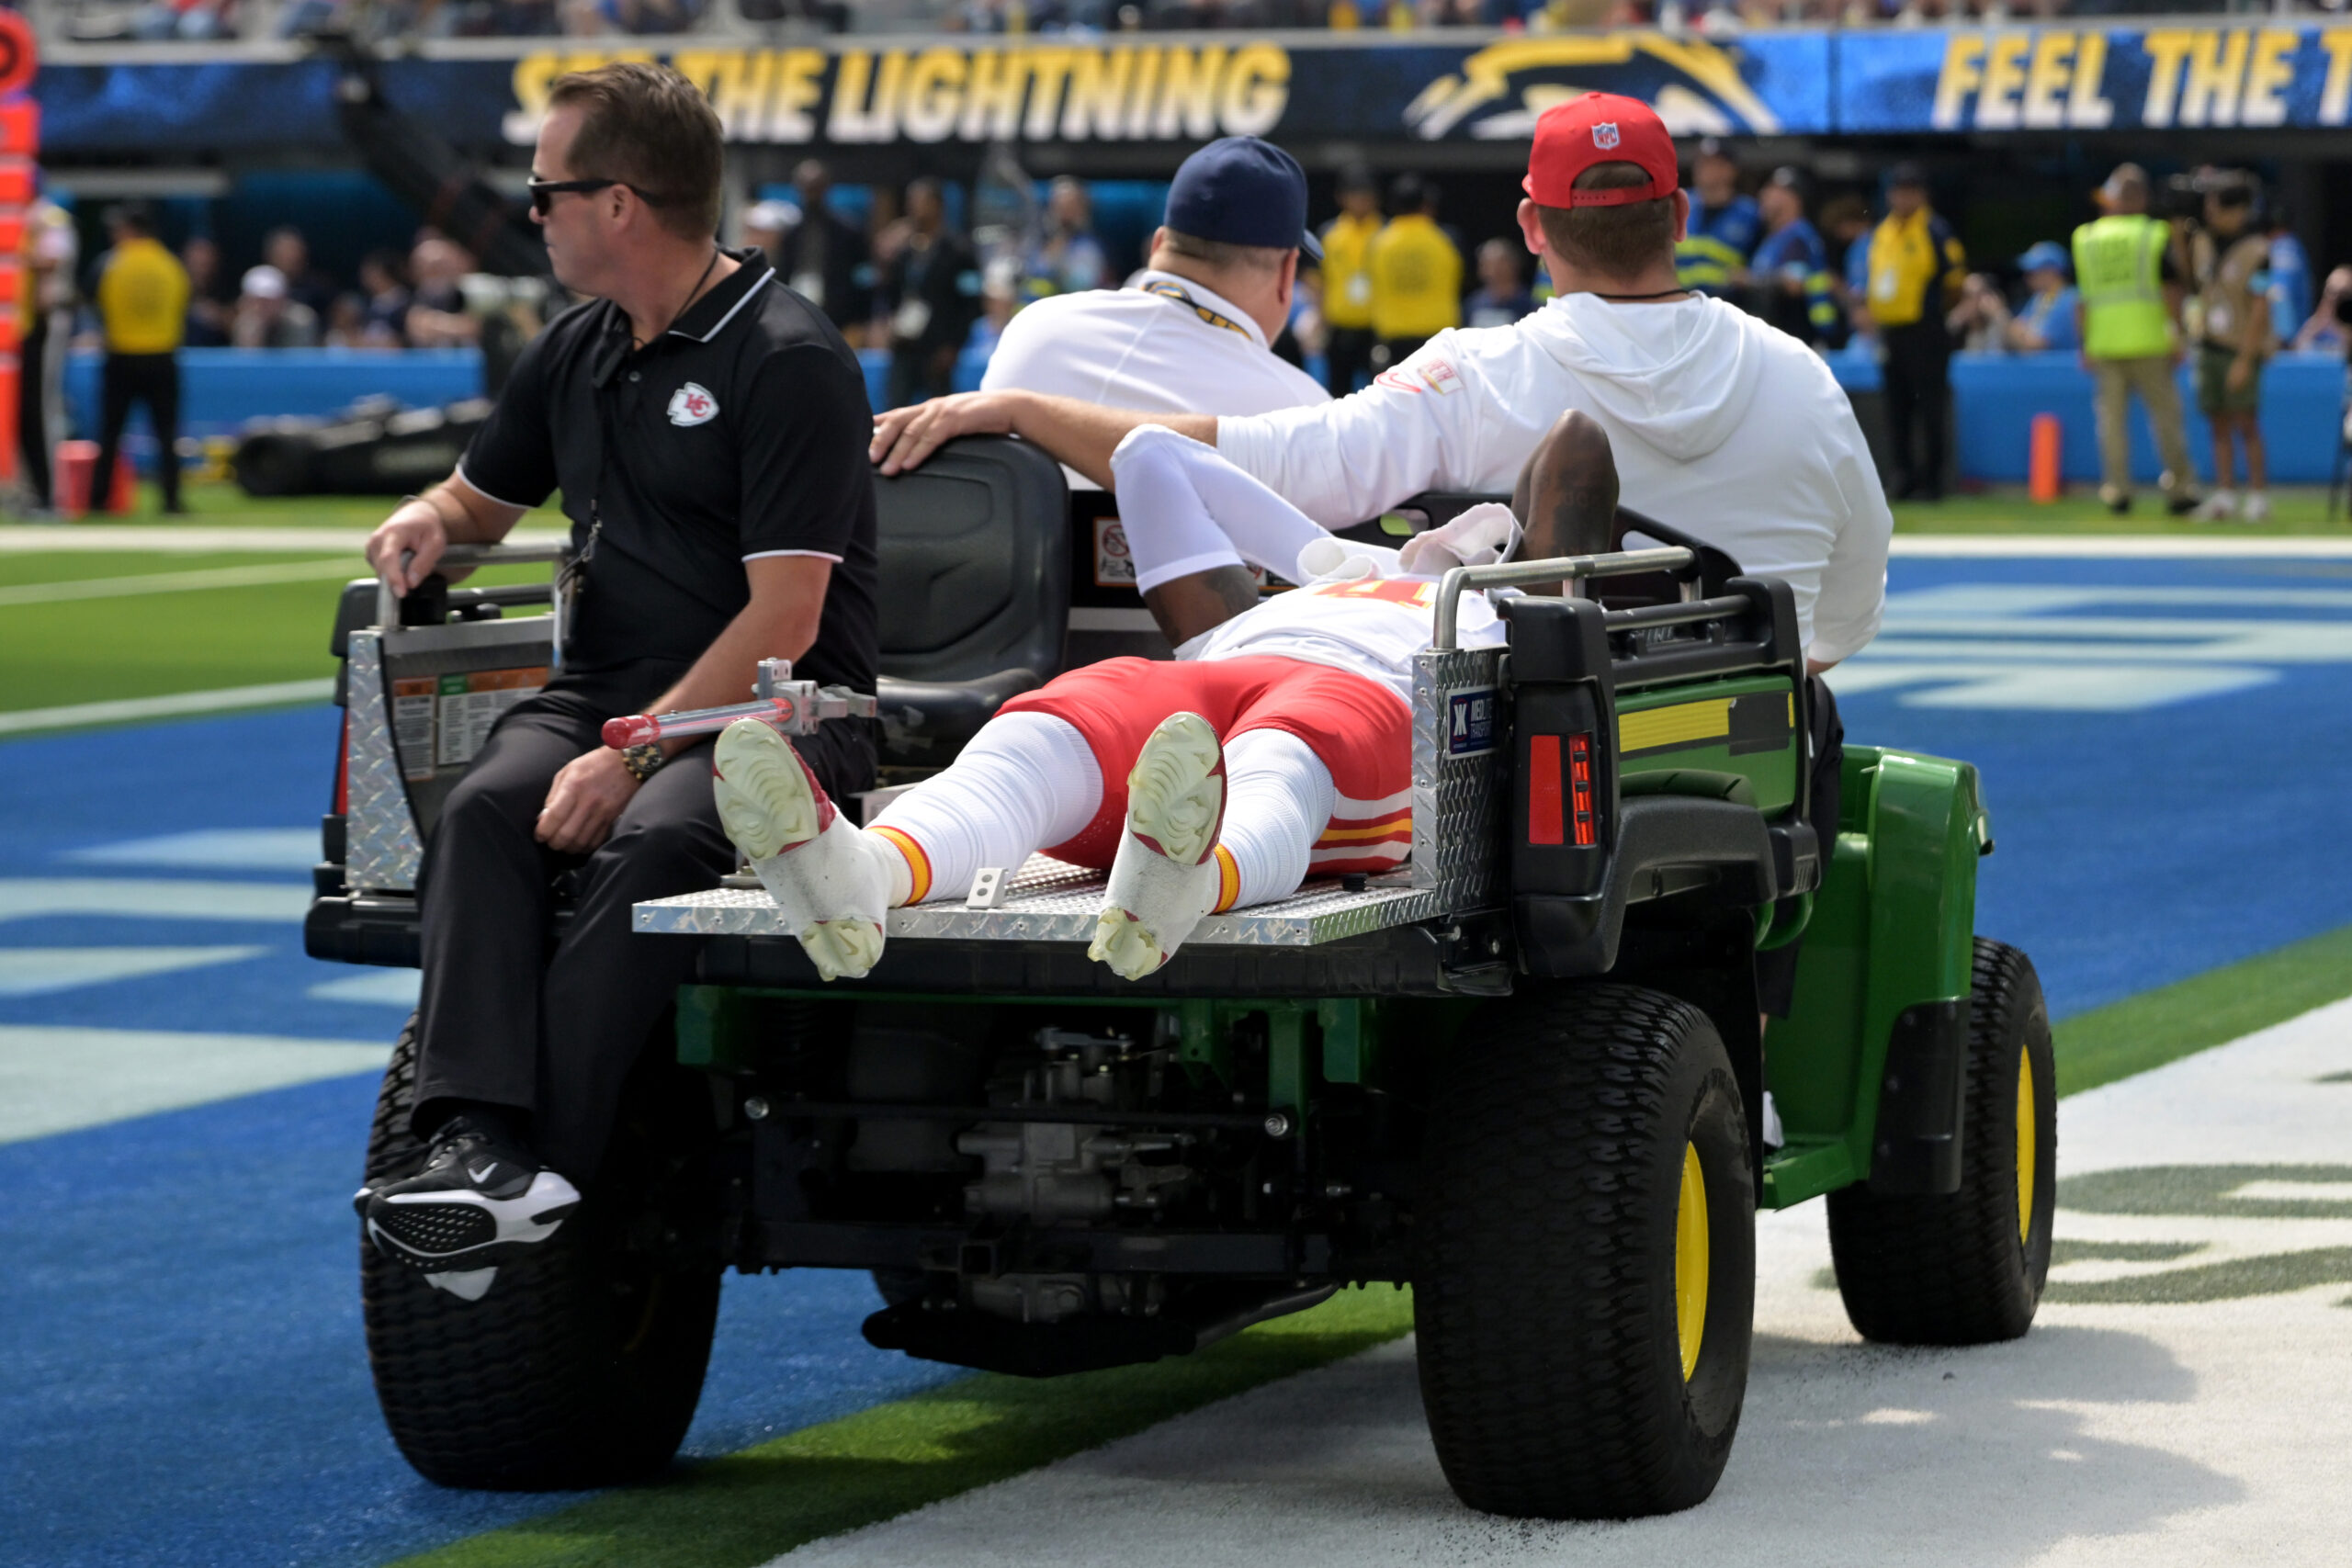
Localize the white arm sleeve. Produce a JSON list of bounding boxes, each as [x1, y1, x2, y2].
[[1807, 435, 1894, 665], [1110, 424, 1332, 591], [1215, 332, 1488, 527]]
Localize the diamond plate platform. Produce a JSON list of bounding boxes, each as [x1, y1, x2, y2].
[[634, 855, 1443, 947]]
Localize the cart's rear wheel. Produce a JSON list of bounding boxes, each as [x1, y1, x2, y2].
[[1414, 984, 1755, 1519], [359, 1012, 721, 1489], [1826, 939, 2056, 1344]]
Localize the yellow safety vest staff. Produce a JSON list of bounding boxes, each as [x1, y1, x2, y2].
[[96, 236, 190, 355], [1368, 213, 1462, 341], [1319, 210, 1381, 332], [1863, 208, 1966, 330], [2072, 214, 2175, 361]]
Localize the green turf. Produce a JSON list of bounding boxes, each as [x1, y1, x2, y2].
[[34, 480, 455, 530], [2052, 921, 2352, 1097], [1890, 486, 2352, 536], [390, 1283, 1416, 1568]]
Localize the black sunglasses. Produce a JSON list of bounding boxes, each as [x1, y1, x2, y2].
[[526, 177, 669, 217]]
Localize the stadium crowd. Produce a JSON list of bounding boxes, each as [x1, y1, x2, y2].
[[34, 0, 2352, 43]]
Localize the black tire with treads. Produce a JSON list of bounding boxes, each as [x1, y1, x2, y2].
[[359, 1011, 722, 1489], [1827, 939, 2056, 1345], [1414, 984, 1755, 1520]]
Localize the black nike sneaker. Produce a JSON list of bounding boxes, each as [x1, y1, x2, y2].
[[356, 1115, 582, 1290]]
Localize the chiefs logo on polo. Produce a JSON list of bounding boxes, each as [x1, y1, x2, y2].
[[1592, 122, 1621, 151], [667, 382, 719, 427]]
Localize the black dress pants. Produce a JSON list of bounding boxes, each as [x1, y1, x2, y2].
[[17, 309, 54, 508], [1324, 326, 1375, 396], [410, 684, 876, 1183], [1879, 321, 1950, 501], [94, 351, 182, 513]]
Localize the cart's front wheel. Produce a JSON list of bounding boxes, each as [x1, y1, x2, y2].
[[1826, 939, 2056, 1344], [1414, 984, 1755, 1519], [359, 1012, 722, 1489]]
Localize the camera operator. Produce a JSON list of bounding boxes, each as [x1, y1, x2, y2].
[[2187, 173, 2275, 523]]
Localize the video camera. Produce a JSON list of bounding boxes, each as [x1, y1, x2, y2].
[[2160, 168, 2260, 224]]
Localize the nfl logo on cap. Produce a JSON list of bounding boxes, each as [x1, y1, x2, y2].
[[1593, 122, 1621, 150]]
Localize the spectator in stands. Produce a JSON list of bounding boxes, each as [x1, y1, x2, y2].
[[1026, 176, 1109, 299], [133, 0, 236, 39], [2189, 176, 2274, 523], [2074, 164, 2197, 517], [2292, 265, 2351, 354], [1675, 138, 1758, 299], [16, 192, 77, 515], [741, 199, 794, 269], [966, 256, 1023, 367], [234, 265, 322, 349], [1367, 173, 1461, 371], [180, 236, 232, 348], [2266, 207, 2311, 351], [1821, 193, 1874, 341], [775, 160, 869, 338], [265, 227, 338, 323], [1464, 238, 1536, 329], [405, 237, 481, 346], [2004, 242, 2078, 354], [883, 177, 983, 408], [358, 249, 412, 346], [91, 204, 189, 516], [1859, 163, 1965, 501], [1946, 273, 2011, 355], [1317, 164, 1381, 396], [323, 294, 371, 348], [1750, 166, 1838, 346]]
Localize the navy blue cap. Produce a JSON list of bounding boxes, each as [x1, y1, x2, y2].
[[1164, 137, 1321, 264]]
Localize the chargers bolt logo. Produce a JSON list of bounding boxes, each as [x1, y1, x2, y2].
[[668, 382, 719, 426], [1593, 121, 1621, 149]]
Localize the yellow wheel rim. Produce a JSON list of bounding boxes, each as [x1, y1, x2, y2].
[[1673, 1142, 1709, 1382], [2015, 1050, 2036, 1247]]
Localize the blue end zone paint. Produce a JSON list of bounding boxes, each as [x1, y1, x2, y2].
[[2, 553, 2347, 1565], [0, 1077, 962, 1568], [1834, 557, 2352, 1016]]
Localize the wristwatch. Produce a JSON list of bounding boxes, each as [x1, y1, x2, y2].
[[620, 743, 667, 784]]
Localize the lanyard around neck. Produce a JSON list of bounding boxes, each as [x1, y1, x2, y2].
[[1140, 278, 1253, 341]]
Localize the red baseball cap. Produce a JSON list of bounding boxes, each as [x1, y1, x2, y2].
[[1521, 94, 1679, 209]]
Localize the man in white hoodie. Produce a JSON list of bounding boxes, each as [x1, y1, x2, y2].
[[871, 93, 1891, 677]]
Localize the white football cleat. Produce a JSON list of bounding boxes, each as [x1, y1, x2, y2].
[[1089, 712, 1227, 980], [714, 718, 892, 981]]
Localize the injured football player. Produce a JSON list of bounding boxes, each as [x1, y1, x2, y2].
[[712, 409, 1618, 982]]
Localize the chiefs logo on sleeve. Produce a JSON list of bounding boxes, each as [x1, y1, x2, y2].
[[667, 382, 719, 427]]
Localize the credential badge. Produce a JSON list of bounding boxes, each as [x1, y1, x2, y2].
[[667, 382, 719, 427], [1593, 122, 1621, 151]]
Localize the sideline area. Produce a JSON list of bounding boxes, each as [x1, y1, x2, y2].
[[761, 998, 2352, 1568], [4, 539, 2351, 1566]]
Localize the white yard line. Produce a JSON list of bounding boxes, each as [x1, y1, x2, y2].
[[0, 558, 366, 606], [0, 1024, 391, 1145], [0, 878, 312, 923], [1891, 534, 2352, 558], [0, 525, 567, 553], [0, 680, 335, 737], [774, 999, 2352, 1568]]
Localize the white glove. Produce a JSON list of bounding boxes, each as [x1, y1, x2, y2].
[[1396, 501, 1522, 577], [1294, 535, 1402, 584]]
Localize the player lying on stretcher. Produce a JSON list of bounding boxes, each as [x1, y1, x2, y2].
[[712, 411, 1619, 982]]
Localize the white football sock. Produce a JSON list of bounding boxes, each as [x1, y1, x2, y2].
[[1217, 728, 1336, 910], [867, 711, 1102, 905]]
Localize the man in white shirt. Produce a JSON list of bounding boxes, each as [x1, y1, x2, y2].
[[981, 136, 1329, 432], [873, 93, 1890, 680]]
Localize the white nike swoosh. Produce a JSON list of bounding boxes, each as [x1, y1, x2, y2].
[[468, 1163, 499, 1184]]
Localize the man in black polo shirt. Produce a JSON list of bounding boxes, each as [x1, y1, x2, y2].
[[355, 62, 877, 1297]]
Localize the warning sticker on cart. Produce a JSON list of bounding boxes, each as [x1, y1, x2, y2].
[[391, 677, 439, 783], [1094, 516, 1136, 588], [435, 668, 548, 769]]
